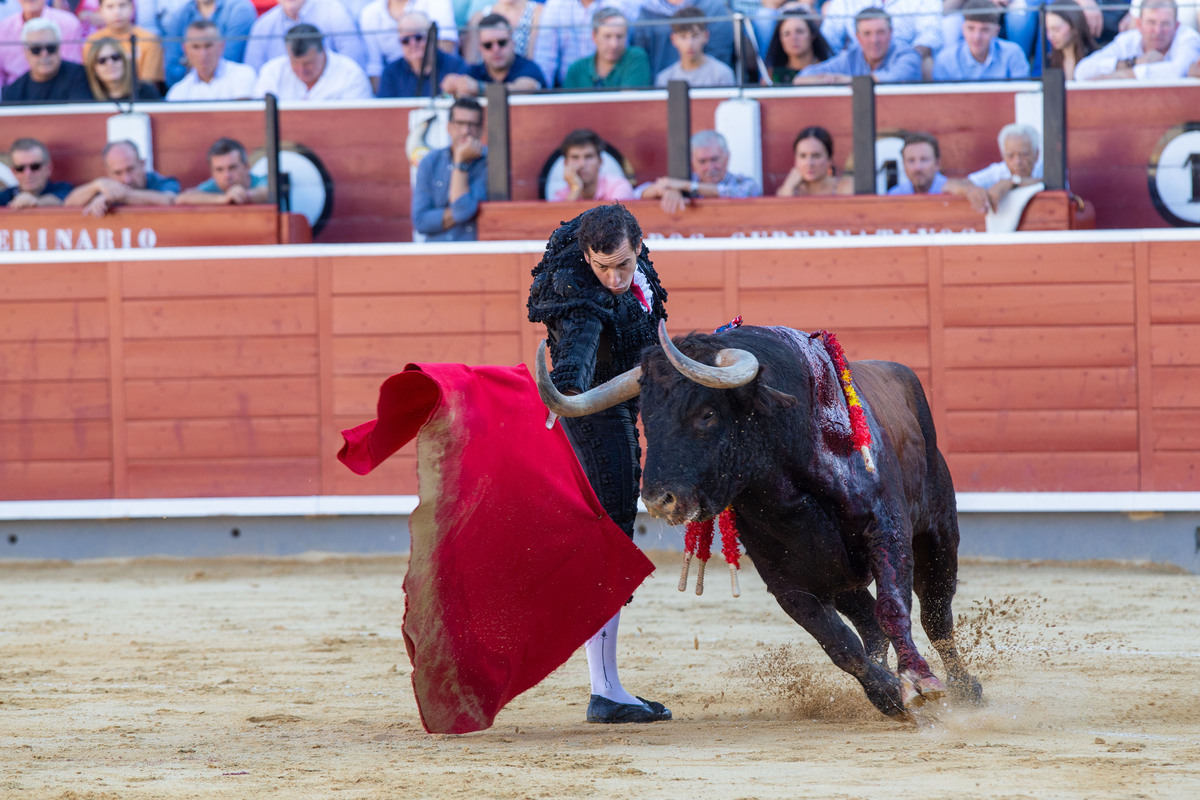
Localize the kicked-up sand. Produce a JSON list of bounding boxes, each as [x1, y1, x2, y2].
[[1, 549, 1197, 799]]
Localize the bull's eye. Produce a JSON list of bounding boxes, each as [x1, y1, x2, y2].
[[695, 408, 718, 431]]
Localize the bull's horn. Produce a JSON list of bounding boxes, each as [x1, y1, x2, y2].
[[658, 320, 759, 388], [535, 339, 642, 417]]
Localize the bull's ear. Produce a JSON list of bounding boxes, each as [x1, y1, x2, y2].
[[762, 384, 798, 409]]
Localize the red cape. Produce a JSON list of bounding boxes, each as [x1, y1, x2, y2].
[[338, 363, 654, 734]]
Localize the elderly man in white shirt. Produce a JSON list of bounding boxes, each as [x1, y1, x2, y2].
[[1075, 0, 1200, 80], [254, 22, 373, 99], [166, 19, 257, 100], [968, 122, 1045, 209]]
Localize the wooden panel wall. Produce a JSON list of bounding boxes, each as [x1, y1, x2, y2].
[[1, 237, 1197, 500]]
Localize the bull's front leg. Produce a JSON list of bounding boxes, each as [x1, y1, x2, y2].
[[765, 582, 908, 720], [864, 514, 946, 708]]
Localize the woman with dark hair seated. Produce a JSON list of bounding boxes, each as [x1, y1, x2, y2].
[[764, 4, 833, 84], [1044, 0, 1099, 80], [775, 126, 853, 196], [85, 37, 161, 103]]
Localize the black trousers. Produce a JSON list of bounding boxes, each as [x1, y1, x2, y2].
[[560, 399, 641, 540]]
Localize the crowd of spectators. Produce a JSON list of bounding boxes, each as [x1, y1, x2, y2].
[[1, 0, 1198, 106], [2, 0, 1198, 238]]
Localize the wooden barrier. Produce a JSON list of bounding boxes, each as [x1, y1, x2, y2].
[[0, 206, 311, 250], [4, 84, 1198, 241], [477, 193, 1079, 241], [1, 232, 1197, 501]]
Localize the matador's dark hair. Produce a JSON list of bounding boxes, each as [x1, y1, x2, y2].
[[576, 203, 642, 256]]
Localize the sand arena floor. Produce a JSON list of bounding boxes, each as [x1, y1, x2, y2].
[[1, 549, 1198, 799]]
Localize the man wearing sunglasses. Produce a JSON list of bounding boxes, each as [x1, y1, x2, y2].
[[1, 18, 92, 103], [440, 13, 545, 98], [0, 0, 84, 87], [378, 11, 469, 98], [1, 138, 73, 208]]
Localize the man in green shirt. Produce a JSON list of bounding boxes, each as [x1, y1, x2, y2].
[[563, 8, 651, 89]]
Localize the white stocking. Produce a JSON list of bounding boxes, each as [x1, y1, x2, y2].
[[585, 610, 641, 705]]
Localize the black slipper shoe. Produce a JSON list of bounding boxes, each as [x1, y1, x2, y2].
[[586, 694, 672, 723]]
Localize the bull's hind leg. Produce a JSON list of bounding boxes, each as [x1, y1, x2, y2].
[[912, 511, 983, 705], [834, 588, 889, 667]]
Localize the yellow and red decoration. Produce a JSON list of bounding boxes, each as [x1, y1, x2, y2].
[[818, 330, 876, 473]]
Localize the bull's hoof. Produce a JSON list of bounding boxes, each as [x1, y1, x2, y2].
[[947, 674, 985, 706], [899, 670, 946, 709]]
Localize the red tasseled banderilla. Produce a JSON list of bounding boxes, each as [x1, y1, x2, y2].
[[679, 510, 741, 597], [817, 330, 876, 473], [719, 508, 741, 598]]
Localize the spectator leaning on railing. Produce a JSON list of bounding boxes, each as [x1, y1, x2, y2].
[[933, 0, 1030, 80], [1074, 0, 1200, 79], [1, 17, 92, 103], [794, 7, 921, 83], [160, 0, 257, 87], [175, 137, 269, 205], [967, 122, 1043, 208], [562, 7, 651, 88], [0, 0, 84, 87], [63, 139, 180, 217], [165, 19, 257, 101], [378, 11, 470, 97], [636, 129, 761, 214], [1, 137, 73, 208]]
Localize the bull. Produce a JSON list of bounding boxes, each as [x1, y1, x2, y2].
[[536, 322, 983, 720]]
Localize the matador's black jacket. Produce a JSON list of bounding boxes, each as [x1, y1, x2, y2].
[[527, 215, 668, 538]]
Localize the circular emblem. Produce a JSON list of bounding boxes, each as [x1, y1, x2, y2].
[[250, 143, 335, 237], [1147, 123, 1200, 227]]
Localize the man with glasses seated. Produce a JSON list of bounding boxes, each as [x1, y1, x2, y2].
[[0, 0, 84, 87], [1, 18, 92, 103], [1, 137, 73, 208], [411, 96, 488, 242], [378, 11, 469, 97], [440, 13, 545, 97]]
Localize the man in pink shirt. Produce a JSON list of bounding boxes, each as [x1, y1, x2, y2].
[[551, 128, 635, 203], [0, 0, 84, 86]]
